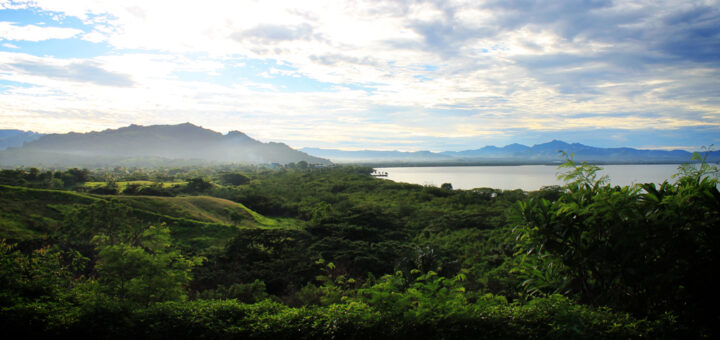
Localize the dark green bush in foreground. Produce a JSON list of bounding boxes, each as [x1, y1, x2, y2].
[[1, 240, 676, 338], [515, 154, 719, 333], [2, 294, 676, 339]]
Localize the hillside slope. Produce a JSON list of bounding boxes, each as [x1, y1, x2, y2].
[[0, 185, 298, 248]]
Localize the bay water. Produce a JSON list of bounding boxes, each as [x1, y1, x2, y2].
[[374, 164, 683, 191]]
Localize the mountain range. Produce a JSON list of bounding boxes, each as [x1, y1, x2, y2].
[[1, 123, 717, 167], [0, 123, 330, 167], [0, 130, 42, 150], [302, 140, 719, 164]]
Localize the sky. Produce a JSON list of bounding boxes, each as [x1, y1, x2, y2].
[[0, 0, 718, 151]]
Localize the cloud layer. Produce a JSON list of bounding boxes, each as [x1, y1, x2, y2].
[[0, 0, 718, 150]]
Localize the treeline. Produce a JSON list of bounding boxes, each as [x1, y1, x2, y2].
[[0, 167, 90, 189], [1, 155, 718, 338]]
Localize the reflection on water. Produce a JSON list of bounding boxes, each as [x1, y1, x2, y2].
[[374, 164, 683, 191]]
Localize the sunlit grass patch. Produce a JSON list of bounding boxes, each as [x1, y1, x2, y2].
[[83, 181, 186, 190]]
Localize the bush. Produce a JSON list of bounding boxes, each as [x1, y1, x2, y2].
[[515, 153, 719, 333]]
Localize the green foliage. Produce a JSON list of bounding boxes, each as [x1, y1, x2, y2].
[[218, 172, 250, 186], [2, 293, 673, 339], [674, 148, 719, 183], [0, 168, 89, 189], [184, 177, 213, 194], [195, 228, 316, 295], [122, 182, 175, 196], [515, 153, 719, 332], [0, 240, 90, 335], [0, 240, 87, 305], [195, 279, 269, 303], [60, 199, 144, 245], [89, 179, 119, 194], [93, 225, 204, 304]]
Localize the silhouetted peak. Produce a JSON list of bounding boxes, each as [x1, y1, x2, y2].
[[225, 130, 256, 144], [120, 123, 204, 132], [226, 130, 248, 137], [173, 122, 205, 131], [503, 143, 531, 151], [533, 140, 570, 148]]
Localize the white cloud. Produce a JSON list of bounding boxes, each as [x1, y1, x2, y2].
[[81, 30, 106, 43], [0, 22, 83, 41], [0, 52, 134, 86]]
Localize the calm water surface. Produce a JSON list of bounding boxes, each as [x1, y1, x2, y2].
[[374, 164, 683, 191]]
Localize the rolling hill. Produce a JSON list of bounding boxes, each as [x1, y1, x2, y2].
[[0, 184, 301, 249]]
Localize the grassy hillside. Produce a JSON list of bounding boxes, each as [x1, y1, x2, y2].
[[0, 184, 99, 240], [112, 195, 255, 226], [111, 195, 300, 229], [0, 185, 299, 249]]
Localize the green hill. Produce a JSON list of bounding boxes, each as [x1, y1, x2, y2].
[[0, 184, 98, 240], [0, 185, 299, 249], [110, 194, 300, 229], [112, 195, 263, 226]]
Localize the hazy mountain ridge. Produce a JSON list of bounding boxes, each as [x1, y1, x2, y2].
[[0, 123, 331, 167], [2, 124, 716, 167], [299, 148, 456, 162], [302, 140, 719, 164], [0, 130, 43, 150]]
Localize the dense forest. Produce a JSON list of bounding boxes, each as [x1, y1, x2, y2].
[[1, 154, 717, 338]]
